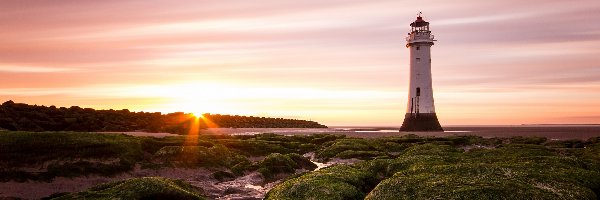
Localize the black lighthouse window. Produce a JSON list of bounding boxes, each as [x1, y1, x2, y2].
[[416, 87, 421, 96], [416, 46, 420, 50]]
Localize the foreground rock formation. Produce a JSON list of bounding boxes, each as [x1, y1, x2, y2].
[[1, 131, 600, 199]]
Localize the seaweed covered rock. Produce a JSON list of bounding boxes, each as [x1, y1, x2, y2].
[[265, 165, 374, 200], [336, 150, 387, 160], [270, 140, 600, 200], [287, 153, 318, 170], [154, 144, 249, 169], [212, 171, 236, 181], [219, 139, 294, 156], [316, 139, 386, 161], [51, 177, 204, 200], [258, 153, 317, 179], [266, 145, 465, 199], [582, 138, 600, 161], [366, 160, 600, 200], [0, 131, 144, 182], [314, 135, 482, 161]]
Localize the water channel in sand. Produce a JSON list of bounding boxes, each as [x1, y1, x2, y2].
[[229, 152, 359, 199]]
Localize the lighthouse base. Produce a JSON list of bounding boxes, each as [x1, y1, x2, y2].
[[400, 113, 443, 132]]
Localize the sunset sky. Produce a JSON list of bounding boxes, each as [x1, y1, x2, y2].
[[1, 0, 600, 126]]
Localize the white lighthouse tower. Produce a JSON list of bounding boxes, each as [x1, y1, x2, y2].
[[400, 13, 443, 131]]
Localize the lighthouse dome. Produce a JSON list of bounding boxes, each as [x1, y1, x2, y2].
[[410, 16, 429, 27]]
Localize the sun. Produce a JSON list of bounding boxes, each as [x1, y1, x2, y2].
[[183, 103, 207, 118], [191, 112, 204, 119]]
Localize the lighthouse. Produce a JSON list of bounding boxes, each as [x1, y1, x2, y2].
[[400, 13, 444, 131]]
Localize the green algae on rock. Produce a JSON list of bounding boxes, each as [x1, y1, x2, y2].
[[258, 153, 317, 179], [268, 137, 600, 200], [50, 177, 204, 200]]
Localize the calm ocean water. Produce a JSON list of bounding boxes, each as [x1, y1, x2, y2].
[[195, 125, 600, 140]]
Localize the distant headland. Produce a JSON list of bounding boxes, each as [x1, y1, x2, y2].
[[0, 101, 327, 134]]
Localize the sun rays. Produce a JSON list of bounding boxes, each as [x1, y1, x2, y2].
[[183, 113, 220, 146]]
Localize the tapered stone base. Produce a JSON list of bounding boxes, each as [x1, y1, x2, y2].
[[400, 113, 443, 132]]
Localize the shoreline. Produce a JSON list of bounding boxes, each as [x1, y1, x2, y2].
[[90, 125, 600, 140]]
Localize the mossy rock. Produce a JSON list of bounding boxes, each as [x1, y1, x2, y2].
[[466, 144, 558, 163], [582, 143, 600, 161], [230, 159, 256, 176], [219, 139, 293, 156], [299, 143, 318, 152], [287, 153, 317, 170], [336, 150, 386, 160], [366, 161, 600, 200], [212, 171, 236, 181], [401, 143, 463, 157], [271, 140, 600, 200], [51, 177, 204, 200], [372, 141, 412, 153], [265, 165, 373, 200], [316, 139, 382, 160], [0, 131, 144, 181], [362, 142, 600, 200], [258, 153, 297, 178], [508, 136, 547, 145], [544, 139, 585, 149], [310, 134, 346, 144], [258, 153, 316, 179], [153, 145, 249, 169]]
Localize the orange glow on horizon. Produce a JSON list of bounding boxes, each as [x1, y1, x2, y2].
[[183, 113, 221, 146], [199, 114, 220, 129]]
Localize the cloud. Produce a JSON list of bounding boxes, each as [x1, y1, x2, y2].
[[0, 65, 77, 73]]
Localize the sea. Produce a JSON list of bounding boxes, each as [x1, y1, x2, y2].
[[187, 125, 600, 140]]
